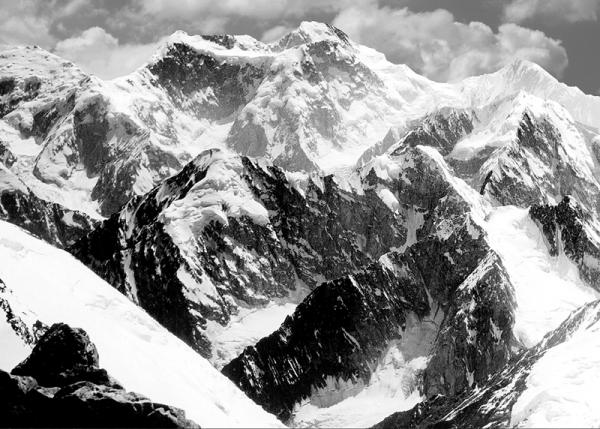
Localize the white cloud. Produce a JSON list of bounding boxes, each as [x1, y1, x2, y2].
[[54, 27, 160, 79], [503, 0, 598, 24], [332, 6, 568, 81], [135, 0, 372, 23], [0, 0, 55, 47], [0, 0, 570, 84]]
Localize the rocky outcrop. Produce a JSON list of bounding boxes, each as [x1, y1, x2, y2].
[[69, 149, 405, 357], [423, 252, 516, 398], [530, 196, 600, 290], [0, 168, 95, 248], [2, 323, 199, 428], [148, 42, 266, 121], [11, 323, 116, 388], [0, 72, 44, 118], [222, 251, 431, 421], [222, 165, 517, 421], [477, 111, 600, 214], [399, 108, 474, 156], [373, 299, 600, 429]]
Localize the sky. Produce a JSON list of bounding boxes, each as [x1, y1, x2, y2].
[[1, 0, 599, 94]]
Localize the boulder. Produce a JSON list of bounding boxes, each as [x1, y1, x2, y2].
[[2, 323, 199, 428]]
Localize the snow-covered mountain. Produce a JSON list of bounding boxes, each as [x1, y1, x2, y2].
[[4, 22, 600, 219], [3, 20, 600, 428], [0, 219, 283, 428], [374, 298, 600, 428], [69, 148, 405, 362]]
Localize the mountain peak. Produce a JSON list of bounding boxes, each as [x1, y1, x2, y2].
[[275, 21, 350, 49], [501, 58, 555, 81], [150, 30, 270, 65]]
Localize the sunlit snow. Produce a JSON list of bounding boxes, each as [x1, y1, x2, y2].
[[0, 220, 283, 428]]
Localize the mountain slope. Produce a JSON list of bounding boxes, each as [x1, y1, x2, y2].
[[219, 89, 600, 425], [3, 21, 600, 429], [374, 298, 600, 428], [67, 65, 600, 426], [69, 148, 406, 361], [4, 23, 600, 222], [0, 219, 282, 428]]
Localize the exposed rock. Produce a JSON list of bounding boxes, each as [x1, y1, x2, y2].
[[70, 149, 405, 357], [2, 323, 199, 428], [373, 299, 600, 429], [0, 168, 95, 248], [222, 161, 517, 421], [11, 323, 116, 388], [0, 141, 16, 167], [530, 196, 600, 290], [423, 253, 517, 398], [222, 251, 431, 421]]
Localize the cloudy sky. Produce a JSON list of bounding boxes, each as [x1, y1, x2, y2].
[[2, 0, 599, 93]]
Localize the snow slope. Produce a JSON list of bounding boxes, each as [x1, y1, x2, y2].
[[206, 301, 298, 369], [460, 59, 600, 131], [484, 206, 599, 347], [0, 220, 282, 428], [510, 300, 600, 428]]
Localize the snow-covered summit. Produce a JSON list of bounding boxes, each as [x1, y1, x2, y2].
[[4, 24, 600, 220], [461, 58, 600, 129], [274, 21, 351, 49], [153, 30, 273, 63], [5, 21, 600, 429]]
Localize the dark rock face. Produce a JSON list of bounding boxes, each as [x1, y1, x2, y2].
[[373, 299, 600, 429], [70, 150, 406, 357], [70, 96, 182, 216], [478, 113, 557, 207], [222, 169, 517, 421], [0, 142, 16, 167], [530, 196, 600, 290], [11, 323, 111, 388], [357, 108, 475, 171], [0, 176, 95, 248], [477, 112, 600, 213], [0, 191, 94, 248], [241, 158, 404, 288], [399, 109, 474, 156], [223, 251, 431, 421], [2, 323, 199, 428], [148, 43, 265, 121], [0, 279, 48, 347], [0, 74, 42, 117], [423, 253, 517, 398]]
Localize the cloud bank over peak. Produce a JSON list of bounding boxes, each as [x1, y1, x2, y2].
[[54, 27, 160, 79], [0, 0, 571, 84], [332, 5, 568, 82], [503, 0, 599, 24]]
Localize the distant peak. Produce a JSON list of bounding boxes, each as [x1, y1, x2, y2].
[[500, 58, 554, 80], [274, 21, 350, 49], [151, 30, 268, 63], [162, 30, 244, 50]]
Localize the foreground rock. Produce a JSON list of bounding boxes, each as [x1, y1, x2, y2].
[[2, 323, 199, 428]]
